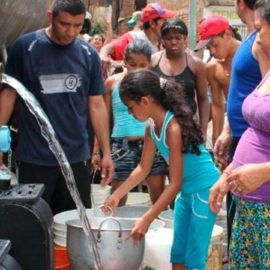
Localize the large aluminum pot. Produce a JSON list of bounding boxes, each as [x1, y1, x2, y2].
[[116, 205, 149, 218], [0, 0, 49, 47], [66, 217, 145, 270]]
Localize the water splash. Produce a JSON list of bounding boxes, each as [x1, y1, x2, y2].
[[0, 73, 103, 270]]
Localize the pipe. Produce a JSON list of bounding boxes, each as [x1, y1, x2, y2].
[[188, 0, 197, 50]]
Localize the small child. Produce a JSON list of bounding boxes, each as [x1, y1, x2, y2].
[[104, 69, 220, 270]]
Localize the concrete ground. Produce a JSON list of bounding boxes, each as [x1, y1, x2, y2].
[[215, 199, 229, 270]]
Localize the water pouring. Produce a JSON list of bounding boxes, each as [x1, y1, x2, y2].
[[0, 1, 151, 269]]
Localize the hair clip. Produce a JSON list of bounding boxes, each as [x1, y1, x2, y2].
[[160, 77, 167, 89]]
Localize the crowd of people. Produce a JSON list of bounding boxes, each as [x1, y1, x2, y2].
[[0, 0, 270, 269]]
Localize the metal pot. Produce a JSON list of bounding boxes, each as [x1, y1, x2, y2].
[[66, 217, 145, 270]]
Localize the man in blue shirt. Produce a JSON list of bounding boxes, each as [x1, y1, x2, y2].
[[0, 0, 114, 214]]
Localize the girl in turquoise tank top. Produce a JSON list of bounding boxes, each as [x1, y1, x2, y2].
[[104, 69, 220, 270], [93, 39, 167, 206]]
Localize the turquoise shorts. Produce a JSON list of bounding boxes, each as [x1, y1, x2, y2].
[[171, 189, 216, 270]]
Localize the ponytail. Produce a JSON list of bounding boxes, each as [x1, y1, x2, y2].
[[120, 69, 204, 154]]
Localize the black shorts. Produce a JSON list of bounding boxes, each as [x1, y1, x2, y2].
[[17, 161, 91, 214]]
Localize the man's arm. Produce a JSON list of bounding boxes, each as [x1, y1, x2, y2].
[[88, 95, 114, 185], [99, 42, 115, 65], [194, 57, 210, 136], [206, 62, 225, 146], [0, 88, 17, 165], [0, 88, 16, 125], [213, 120, 232, 170]]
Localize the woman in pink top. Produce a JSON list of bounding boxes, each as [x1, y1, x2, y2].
[[209, 1, 270, 268]]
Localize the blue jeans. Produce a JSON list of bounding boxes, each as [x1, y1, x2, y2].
[[111, 138, 167, 181]]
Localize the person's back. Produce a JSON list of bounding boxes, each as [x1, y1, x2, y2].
[[150, 110, 219, 194], [111, 82, 146, 137]]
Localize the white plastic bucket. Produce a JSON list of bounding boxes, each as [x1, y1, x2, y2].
[[126, 192, 152, 207], [142, 228, 173, 270], [141, 224, 224, 270], [158, 209, 174, 228], [90, 184, 111, 208]]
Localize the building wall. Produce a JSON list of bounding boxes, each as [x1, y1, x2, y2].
[[119, 0, 135, 18], [88, 0, 206, 48]]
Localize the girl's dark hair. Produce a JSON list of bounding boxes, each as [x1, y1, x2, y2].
[[255, 0, 270, 25], [51, 0, 86, 17], [124, 39, 152, 60], [161, 18, 188, 37], [120, 69, 203, 154]]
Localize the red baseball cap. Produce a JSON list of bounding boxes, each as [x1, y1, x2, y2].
[[194, 15, 229, 51], [141, 3, 176, 23]]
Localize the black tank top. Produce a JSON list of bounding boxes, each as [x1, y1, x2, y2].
[[152, 52, 197, 113]]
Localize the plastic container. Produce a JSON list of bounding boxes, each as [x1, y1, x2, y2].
[[54, 246, 70, 270], [142, 224, 224, 270], [142, 228, 173, 270], [158, 209, 174, 228], [126, 192, 152, 207], [90, 184, 111, 208]]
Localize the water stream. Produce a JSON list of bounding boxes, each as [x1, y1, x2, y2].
[[1, 73, 103, 270]]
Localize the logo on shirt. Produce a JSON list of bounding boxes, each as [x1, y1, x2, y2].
[[65, 75, 79, 90], [40, 74, 82, 94]]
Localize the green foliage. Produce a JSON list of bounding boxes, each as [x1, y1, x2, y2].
[[91, 22, 106, 35]]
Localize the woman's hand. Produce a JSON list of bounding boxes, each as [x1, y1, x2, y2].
[[227, 163, 270, 194], [209, 176, 230, 213]]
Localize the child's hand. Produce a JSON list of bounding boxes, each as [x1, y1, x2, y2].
[[209, 177, 230, 213], [126, 216, 150, 246], [103, 194, 120, 216]]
